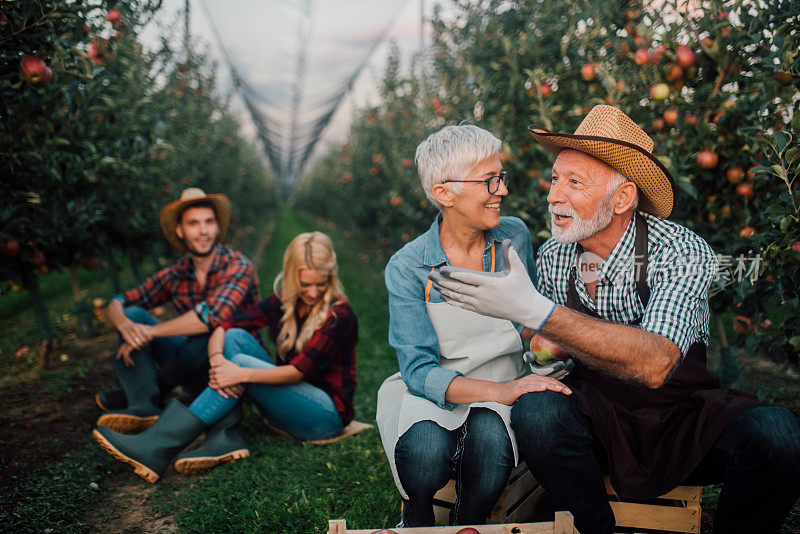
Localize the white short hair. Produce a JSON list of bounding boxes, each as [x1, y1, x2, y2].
[[415, 125, 502, 210], [606, 168, 639, 210]]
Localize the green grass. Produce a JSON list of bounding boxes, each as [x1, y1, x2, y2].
[[150, 208, 400, 532]]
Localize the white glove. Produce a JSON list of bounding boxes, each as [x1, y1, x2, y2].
[[428, 240, 556, 331], [523, 352, 574, 380]]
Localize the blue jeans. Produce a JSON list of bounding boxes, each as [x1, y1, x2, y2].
[[117, 306, 210, 396], [395, 408, 514, 527], [188, 329, 343, 440], [511, 391, 800, 534]]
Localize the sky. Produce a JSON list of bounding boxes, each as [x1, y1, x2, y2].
[[139, 0, 431, 180]]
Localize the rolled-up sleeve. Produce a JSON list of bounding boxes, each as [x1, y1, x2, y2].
[[193, 260, 256, 329], [386, 257, 460, 410]]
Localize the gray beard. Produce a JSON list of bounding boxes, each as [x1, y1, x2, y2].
[[550, 193, 615, 244]]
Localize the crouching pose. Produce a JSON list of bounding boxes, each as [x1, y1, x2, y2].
[[376, 125, 570, 527], [93, 232, 358, 482]]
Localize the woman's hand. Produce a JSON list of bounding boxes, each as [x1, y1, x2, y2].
[[493, 374, 571, 406], [209, 358, 247, 399]]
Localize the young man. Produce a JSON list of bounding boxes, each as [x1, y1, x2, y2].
[[430, 106, 800, 534], [97, 187, 261, 471]]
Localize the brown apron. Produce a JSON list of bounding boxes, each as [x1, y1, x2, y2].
[[563, 212, 759, 499]]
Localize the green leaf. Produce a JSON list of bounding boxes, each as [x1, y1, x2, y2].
[[677, 176, 698, 200], [773, 130, 791, 153]]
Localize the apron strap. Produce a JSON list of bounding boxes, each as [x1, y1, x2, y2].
[[425, 242, 497, 302]]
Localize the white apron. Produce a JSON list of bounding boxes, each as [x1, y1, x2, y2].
[[377, 246, 525, 499]]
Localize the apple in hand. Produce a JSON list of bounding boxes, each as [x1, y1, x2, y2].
[[530, 334, 569, 365]]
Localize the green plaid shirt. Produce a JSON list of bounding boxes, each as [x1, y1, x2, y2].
[[536, 212, 718, 357]]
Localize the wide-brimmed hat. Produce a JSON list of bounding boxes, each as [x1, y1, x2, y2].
[[528, 105, 676, 218], [159, 188, 231, 252]]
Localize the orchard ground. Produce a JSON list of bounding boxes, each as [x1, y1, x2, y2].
[[1, 209, 799, 533]]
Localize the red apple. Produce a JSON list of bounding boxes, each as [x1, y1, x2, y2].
[[539, 83, 552, 97], [106, 9, 121, 23], [675, 45, 695, 68], [19, 56, 52, 87], [740, 226, 757, 238], [666, 64, 683, 81], [663, 109, 678, 125], [651, 44, 666, 62], [791, 242, 800, 253], [701, 37, 714, 50], [774, 71, 794, 86], [581, 63, 596, 81], [530, 335, 569, 365], [401, 158, 412, 168], [684, 114, 698, 126], [726, 167, 744, 184], [634, 35, 645, 47], [733, 315, 751, 334], [652, 117, 665, 131], [455, 528, 482, 534], [650, 83, 669, 100], [31, 250, 46, 267], [696, 150, 718, 169], [633, 48, 650, 66], [1, 239, 20, 257], [736, 183, 755, 199]]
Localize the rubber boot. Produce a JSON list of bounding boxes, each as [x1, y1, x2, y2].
[[93, 399, 206, 483], [96, 350, 162, 433], [95, 389, 127, 411], [173, 403, 250, 474]]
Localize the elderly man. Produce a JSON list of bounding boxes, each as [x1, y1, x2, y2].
[[97, 188, 262, 473], [430, 106, 800, 534]]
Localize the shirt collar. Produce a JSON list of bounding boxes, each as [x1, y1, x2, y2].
[[181, 244, 224, 279], [422, 214, 502, 267]]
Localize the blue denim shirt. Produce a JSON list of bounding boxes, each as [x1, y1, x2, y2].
[[385, 215, 538, 410]]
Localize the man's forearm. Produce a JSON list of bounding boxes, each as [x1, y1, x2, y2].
[[149, 310, 210, 338], [540, 306, 680, 388]]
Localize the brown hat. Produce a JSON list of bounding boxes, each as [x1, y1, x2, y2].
[[528, 105, 676, 218], [159, 188, 231, 252]]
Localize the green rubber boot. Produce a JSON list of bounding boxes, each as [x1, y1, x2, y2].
[[96, 350, 162, 433], [173, 403, 249, 475], [95, 389, 127, 411], [93, 399, 206, 483]]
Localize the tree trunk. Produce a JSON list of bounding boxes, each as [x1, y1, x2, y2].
[[22, 269, 54, 369], [69, 265, 95, 338], [106, 248, 122, 294], [130, 254, 144, 284]]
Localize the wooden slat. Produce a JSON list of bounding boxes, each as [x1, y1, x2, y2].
[[434, 479, 457, 504], [603, 476, 702, 502], [328, 519, 346, 534], [553, 511, 575, 534], [610, 501, 701, 533], [338, 513, 577, 533], [505, 485, 546, 524], [504, 469, 539, 510]]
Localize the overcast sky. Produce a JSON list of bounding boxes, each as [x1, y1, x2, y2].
[[140, 0, 431, 174]]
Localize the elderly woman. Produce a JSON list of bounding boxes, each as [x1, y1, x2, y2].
[[376, 125, 571, 527]]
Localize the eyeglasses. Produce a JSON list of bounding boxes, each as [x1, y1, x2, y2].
[[442, 171, 509, 194]]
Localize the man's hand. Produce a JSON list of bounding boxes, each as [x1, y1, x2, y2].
[[209, 358, 246, 399], [429, 240, 556, 331], [493, 374, 571, 406], [117, 320, 153, 351], [116, 342, 136, 367]]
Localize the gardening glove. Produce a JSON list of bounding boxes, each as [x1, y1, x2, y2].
[[429, 240, 556, 332], [523, 351, 574, 380]]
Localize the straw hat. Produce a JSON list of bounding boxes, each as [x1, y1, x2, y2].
[[528, 105, 676, 218], [159, 188, 231, 252]]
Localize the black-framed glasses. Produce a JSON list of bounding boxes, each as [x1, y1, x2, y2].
[[442, 171, 509, 194]]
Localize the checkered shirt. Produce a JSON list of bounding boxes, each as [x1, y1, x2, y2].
[[536, 212, 718, 357]]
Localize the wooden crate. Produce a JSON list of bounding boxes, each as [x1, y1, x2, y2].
[[328, 511, 579, 533], [429, 463, 545, 526], [604, 476, 702, 533]]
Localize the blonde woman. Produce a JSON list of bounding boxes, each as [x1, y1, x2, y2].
[[93, 232, 358, 482]]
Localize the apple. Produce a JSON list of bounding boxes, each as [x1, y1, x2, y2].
[[666, 64, 683, 81], [530, 334, 569, 365], [92, 298, 106, 309], [81, 256, 100, 270], [701, 37, 714, 50], [675, 45, 695, 68], [684, 114, 698, 126], [740, 226, 757, 238], [696, 151, 718, 169], [736, 183, 755, 199], [774, 71, 794, 86], [539, 83, 552, 97], [633, 48, 650, 66], [652, 117, 665, 131], [19, 56, 52, 87], [81, 24, 90, 36], [456, 528, 481, 534], [721, 205, 731, 217], [651, 44, 666, 62], [31, 250, 46, 267], [791, 241, 800, 253], [726, 167, 744, 184], [663, 109, 678, 125], [581, 63, 596, 81], [1, 239, 20, 257], [733, 315, 751, 334], [401, 158, 412, 168], [650, 83, 669, 100], [106, 9, 121, 23], [390, 196, 404, 207]]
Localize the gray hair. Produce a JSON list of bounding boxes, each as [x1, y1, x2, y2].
[[606, 168, 639, 210], [415, 125, 502, 210]]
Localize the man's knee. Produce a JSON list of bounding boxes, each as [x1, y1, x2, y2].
[[511, 390, 581, 437], [739, 406, 800, 475], [123, 305, 155, 325]]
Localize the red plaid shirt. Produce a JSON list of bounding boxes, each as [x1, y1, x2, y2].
[[116, 245, 261, 336], [221, 294, 358, 425]]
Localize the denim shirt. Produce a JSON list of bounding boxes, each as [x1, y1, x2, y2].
[[385, 215, 538, 410]]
